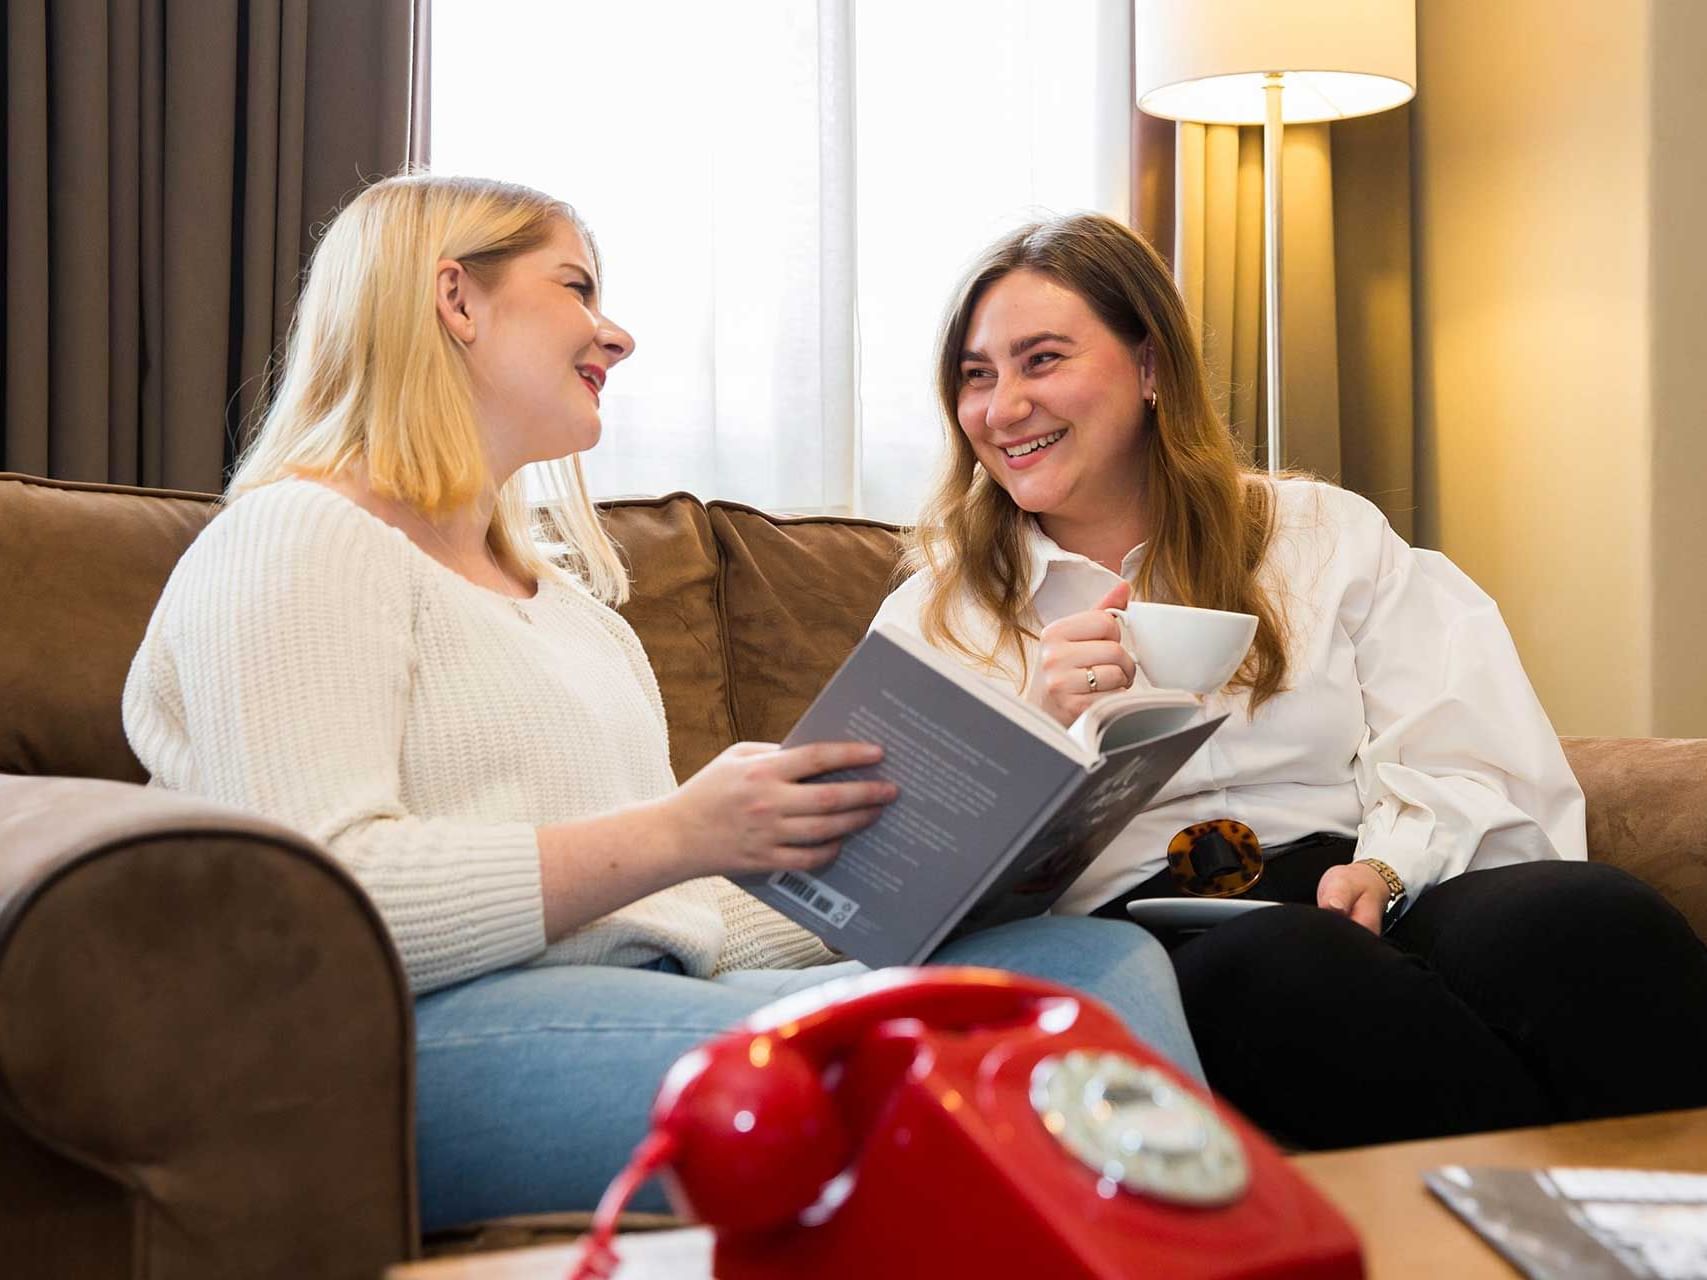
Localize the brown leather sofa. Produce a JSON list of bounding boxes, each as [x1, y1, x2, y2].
[[3, 470, 1705, 1278]]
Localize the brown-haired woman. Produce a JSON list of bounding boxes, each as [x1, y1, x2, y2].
[[873, 210, 1707, 1148]]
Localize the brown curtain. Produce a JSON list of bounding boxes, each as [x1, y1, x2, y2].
[[3, 0, 418, 494], [1132, 105, 1417, 540]]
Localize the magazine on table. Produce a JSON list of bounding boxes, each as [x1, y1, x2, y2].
[[1425, 1164, 1707, 1279]]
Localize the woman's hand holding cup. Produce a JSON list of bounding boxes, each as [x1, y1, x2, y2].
[[1029, 582, 1141, 727]]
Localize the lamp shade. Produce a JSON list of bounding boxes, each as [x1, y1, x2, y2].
[[1133, 0, 1415, 125]]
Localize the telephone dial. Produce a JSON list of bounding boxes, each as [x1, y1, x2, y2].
[[572, 967, 1363, 1279]]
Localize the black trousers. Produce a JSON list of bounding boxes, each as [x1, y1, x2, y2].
[[1093, 837, 1707, 1149]]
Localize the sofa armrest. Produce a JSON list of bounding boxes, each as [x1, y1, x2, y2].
[[0, 776, 417, 1279], [1560, 736, 1707, 941]]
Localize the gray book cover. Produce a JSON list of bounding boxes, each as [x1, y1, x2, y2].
[[737, 625, 1224, 968]]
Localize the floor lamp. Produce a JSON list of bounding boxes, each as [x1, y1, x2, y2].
[[1132, 0, 1415, 473]]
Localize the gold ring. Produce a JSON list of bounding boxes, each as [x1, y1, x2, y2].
[[1085, 667, 1099, 692]]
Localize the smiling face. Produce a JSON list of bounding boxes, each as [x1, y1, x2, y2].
[[442, 217, 634, 480], [955, 269, 1154, 540]]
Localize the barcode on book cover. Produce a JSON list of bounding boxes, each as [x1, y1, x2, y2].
[[768, 870, 860, 929]]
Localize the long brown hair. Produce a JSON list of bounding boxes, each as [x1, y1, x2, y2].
[[906, 212, 1288, 710]]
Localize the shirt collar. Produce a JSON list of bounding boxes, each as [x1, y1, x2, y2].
[[1022, 519, 1148, 626]]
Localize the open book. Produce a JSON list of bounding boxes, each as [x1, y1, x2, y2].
[[737, 622, 1224, 967]]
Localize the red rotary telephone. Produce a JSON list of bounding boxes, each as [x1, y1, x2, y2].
[[573, 967, 1362, 1279]]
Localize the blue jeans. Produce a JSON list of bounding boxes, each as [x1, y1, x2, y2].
[[414, 916, 1199, 1230]]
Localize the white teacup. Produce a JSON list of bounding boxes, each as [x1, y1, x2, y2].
[[1117, 601, 1258, 695]]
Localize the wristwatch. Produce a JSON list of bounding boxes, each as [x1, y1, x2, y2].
[[1357, 857, 1408, 929]]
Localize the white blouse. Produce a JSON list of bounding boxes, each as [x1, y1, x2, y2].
[[871, 478, 1587, 914]]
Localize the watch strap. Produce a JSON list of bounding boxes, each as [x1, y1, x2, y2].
[[1357, 857, 1408, 921]]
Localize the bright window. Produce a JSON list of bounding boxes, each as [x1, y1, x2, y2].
[[431, 0, 1131, 521]]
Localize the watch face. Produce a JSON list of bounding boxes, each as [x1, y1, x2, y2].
[[1029, 1050, 1248, 1206]]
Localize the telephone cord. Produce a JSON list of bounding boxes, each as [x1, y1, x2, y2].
[[564, 1130, 681, 1280]]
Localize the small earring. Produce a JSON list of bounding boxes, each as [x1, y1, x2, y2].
[[1147, 391, 1159, 411]]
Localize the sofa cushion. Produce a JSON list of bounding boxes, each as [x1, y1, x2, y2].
[[0, 473, 218, 781], [0, 476, 735, 789], [707, 502, 908, 747], [604, 494, 735, 783], [1562, 736, 1707, 941]]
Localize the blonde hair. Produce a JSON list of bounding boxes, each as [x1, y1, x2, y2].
[[230, 172, 629, 604], [908, 212, 1288, 710]]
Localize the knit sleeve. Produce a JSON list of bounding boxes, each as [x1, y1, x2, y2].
[[123, 488, 546, 994]]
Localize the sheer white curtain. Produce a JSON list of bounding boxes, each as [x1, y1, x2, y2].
[[431, 0, 1131, 522]]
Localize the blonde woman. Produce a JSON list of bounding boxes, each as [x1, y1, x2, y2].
[[121, 177, 1200, 1228], [874, 211, 1707, 1149]]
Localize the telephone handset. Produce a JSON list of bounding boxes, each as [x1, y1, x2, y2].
[[572, 967, 1363, 1279]]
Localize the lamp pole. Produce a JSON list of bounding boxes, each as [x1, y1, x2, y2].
[[1261, 72, 1284, 475]]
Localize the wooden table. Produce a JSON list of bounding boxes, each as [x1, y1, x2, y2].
[[1290, 1107, 1707, 1279], [389, 1108, 1707, 1279], [389, 1228, 711, 1279]]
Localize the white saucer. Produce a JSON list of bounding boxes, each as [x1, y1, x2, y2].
[[1124, 897, 1280, 929]]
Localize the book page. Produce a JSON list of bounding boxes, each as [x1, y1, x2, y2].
[[1068, 692, 1201, 756]]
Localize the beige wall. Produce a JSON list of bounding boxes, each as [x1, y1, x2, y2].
[[1648, 0, 1707, 737], [1413, 0, 1704, 737]]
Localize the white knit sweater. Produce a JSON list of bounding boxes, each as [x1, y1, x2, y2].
[[122, 479, 830, 993]]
